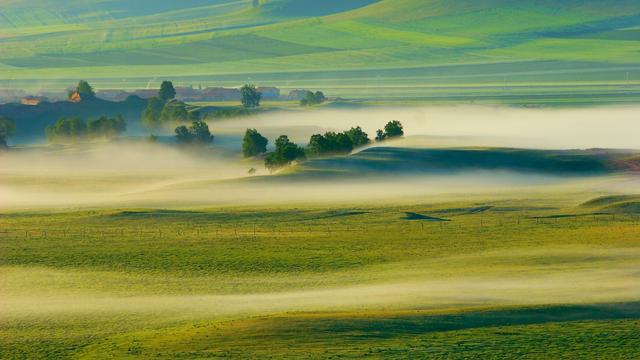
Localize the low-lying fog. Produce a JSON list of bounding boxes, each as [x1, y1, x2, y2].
[[213, 105, 640, 150], [2, 105, 640, 210]]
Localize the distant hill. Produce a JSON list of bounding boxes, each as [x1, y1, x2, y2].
[[1, 0, 640, 102]]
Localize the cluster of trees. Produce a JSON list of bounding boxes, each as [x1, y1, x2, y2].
[[0, 116, 16, 149], [143, 81, 200, 129], [241, 121, 404, 171], [174, 121, 213, 146], [265, 135, 306, 171], [308, 126, 370, 156], [300, 91, 326, 106], [45, 115, 126, 143], [242, 128, 301, 169], [375, 120, 404, 141]]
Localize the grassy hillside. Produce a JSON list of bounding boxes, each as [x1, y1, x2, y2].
[[1, 0, 640, 102], [287, 147, 640, 179], [2, 196, 640, 358]]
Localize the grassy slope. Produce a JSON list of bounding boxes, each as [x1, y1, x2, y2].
[[1, 0, 640, 102], [2, 196, 640, 358], [290, 147, 638, 179]]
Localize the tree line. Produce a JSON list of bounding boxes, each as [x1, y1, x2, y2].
[[240, 120, 404, 171], [45, 115, 126, 143]]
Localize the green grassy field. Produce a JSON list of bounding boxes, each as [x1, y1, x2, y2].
[[2, 192, 640, 358], [1, 0, 640, 103]]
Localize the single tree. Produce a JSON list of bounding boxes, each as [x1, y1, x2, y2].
[[158, 81, 176, 102], [75, 80, 95, 99], [242, 128, 268, 157], [190, 120, 214, 144], [375, 129, 386, 142], [384, 120, 404, 138], [142, 97, 165, 129], [241, 84, 261, 108], [0, 116, 16, 148]]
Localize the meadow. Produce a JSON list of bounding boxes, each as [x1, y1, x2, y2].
[[2, 192, 640, 358], [1, 0, 640, 104]]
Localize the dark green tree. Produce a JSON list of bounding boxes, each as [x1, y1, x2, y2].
[[0, 116, 16, 148], [175, 121, 213, 146], [142, 97, 164, 129], [158, 81, 176, 102], [160, 100, 189, 122], [265, 135, 305, 171], [384, 120, 404, 138], [75, 80, 95, 99], [242, 128, 268, 158], [241, 84, 261, 108], [344, 126, 370, 148], [300, 91, 326, 106], [46, 117, 87, 143], [307, 127, 370, 157], [87, 115, 126, 139], [174, 125, 193, 144], [375, 129, 386, 142], [190, 121, 214, 144]]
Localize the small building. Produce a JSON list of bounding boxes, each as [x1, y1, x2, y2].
[[69, 91, 83, 103], [21, 95, 48, 106], [257, 86, 280, 100], [202, 87, 241, 101]]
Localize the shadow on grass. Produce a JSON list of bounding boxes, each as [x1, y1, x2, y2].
[[307, 302, 640, 339]]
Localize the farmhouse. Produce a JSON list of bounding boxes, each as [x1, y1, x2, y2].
[[257, 86, 280, 100], [21, 95, 48, 106], [68, 91, 83, 103]]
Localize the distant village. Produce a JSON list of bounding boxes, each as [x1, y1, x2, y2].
[[0, 86, 314, 106]]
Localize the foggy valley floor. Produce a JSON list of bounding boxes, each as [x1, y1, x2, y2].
[[2, 189, 640, 358]]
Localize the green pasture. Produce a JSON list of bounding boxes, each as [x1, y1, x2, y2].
[[1, 0, 640, 103], [2, 193, 640, 358]]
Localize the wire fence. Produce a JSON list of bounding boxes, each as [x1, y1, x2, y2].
[[0, 213, 637, 241]]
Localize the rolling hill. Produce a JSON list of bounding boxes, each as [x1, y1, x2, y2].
[[283, 147, 640, 179], [1, 0, 640, 102]]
